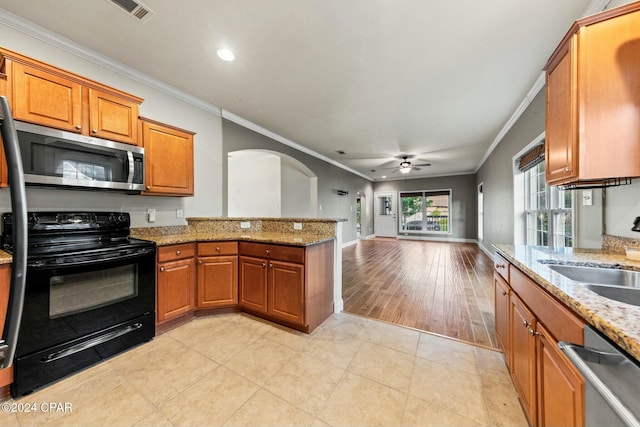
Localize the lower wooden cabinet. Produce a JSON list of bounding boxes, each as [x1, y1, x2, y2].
[[536, 323, 584, 427], [510, 293, 537, 426], [239, 241, 333, 332], [197, 242, 238, 308], [157, 244, 196, 323], [494, 273, 510, 361], [494, 254, 585, 427]]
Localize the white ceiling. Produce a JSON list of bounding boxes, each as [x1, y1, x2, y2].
[[0, 0, 596, 180]]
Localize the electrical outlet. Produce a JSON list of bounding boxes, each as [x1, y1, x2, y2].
[[240, 221, 251, 229], [147, 208, 156, 223], [582, 190, 593, 206], [293, 222, 302, 230], [176, 208, 184, 218]]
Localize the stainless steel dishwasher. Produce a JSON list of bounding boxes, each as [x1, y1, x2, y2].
[[559, 326, 640, 427]]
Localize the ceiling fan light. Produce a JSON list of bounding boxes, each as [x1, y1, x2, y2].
[[399, 167, 411, 174]]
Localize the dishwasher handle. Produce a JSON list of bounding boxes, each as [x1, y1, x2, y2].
[[559, 341, 640, 427]]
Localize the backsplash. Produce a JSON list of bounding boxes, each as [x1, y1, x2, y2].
[[601, 234, 640, 254]]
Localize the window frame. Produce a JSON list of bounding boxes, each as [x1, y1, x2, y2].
[[398, 189, 452, 235]]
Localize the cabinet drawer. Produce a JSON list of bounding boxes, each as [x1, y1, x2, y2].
[[158, 243, 196, 262], [239, 242, 304, 264], [494, 253, 510, 283], [510, 265, 584, 345], [198, 241, 238, 256]]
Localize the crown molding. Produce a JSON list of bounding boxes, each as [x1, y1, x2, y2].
[[221, 110, 372, 181], [0, 7, 222, 117]]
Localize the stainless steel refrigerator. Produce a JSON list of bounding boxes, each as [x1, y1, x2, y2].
[[0, 95, 28, 371]]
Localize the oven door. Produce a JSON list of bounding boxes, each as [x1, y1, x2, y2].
[[16, 245, 155, 357], [12, 245, 156, 396]]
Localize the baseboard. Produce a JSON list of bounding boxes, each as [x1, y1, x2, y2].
[[396, 235, 478, 243], [477, 242, 493, 258], [360, 234, 376, 240], [342, 240, 358, 248]]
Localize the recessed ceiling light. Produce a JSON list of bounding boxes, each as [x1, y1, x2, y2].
[[382, 175, 387, 179], [217, 48, 235, 61]]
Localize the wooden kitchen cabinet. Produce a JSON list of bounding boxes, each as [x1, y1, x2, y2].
[[510, 292, 537, 426], [197, 242, 238, 308], [0, 264, 11, 394], [139, 117, 194, 196], [536, 323, 584, 427], [156, 243, 196, 324], [495, 255, 585, 427], [494, 272, 511, 362], [1, 48, 142, 145], [239, 240, 333, 332], [544, 3, 640, 186]]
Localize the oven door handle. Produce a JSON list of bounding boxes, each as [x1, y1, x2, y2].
[[28, 247, 156, 269], [39, 323, 143, 363]]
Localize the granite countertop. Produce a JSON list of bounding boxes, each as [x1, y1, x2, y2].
[[138, 231, 335, 247], [0, 250, 12, 265], [494, 244, 640, 362]]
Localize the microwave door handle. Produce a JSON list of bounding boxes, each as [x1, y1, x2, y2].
[[127, 151, 134, 184]]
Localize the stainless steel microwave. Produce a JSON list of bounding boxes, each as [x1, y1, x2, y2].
[[13, 121, 144, 193]]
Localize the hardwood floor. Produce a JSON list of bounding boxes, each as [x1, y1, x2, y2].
[[343, 238, 498, 349]]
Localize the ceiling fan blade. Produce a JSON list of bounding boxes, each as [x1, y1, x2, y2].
[[414, 163, 431, 167], [391, 169, 399, 173], [412, 167, 421, 171]]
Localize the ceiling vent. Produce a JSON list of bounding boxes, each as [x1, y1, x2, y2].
[[107, 0, 155, 23]]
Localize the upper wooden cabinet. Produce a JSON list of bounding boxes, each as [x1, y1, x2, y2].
[[0, 47, 142, 145], [140, 117, 195, 196], [545, 3, 640, 186]]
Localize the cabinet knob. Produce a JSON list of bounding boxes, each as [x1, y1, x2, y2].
[[269, 263, 273, 269], [198, 260, 202, 264], [216, 247, 221, 252], [75, 125, 82, 130], [496, 264, 506, 269], [501, 291, 507, 296], [92, 128, 98, 134], [262, 262, 266, 268], [160, 266, 165, 272], [176, 250, 181, 255], [265, 249, 270, 255], [522, 319, 530, 328], [528, 328, 540, 337], [146, 185, 151, 190]]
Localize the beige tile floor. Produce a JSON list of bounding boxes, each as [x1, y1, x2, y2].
[[0, 313, 527, 427]]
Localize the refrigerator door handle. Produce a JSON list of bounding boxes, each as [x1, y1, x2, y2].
[[0, 96, 28, 369]]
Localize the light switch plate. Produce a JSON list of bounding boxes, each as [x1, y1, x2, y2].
[[240, 221, 251, 229], [147, 208, 156, 223], [176, 208, 184, 218], [293, 222, 302, 230]]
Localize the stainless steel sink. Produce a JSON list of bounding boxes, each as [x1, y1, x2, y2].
[[545, 264, 640, 306], [546, 264, 640, 288]]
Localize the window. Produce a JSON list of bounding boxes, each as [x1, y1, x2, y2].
[[399, 190, 451, 233], [523, 162, 573, 247]]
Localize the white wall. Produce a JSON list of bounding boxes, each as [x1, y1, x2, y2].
[[228, 153, 281, 217], [0, 19, 223, 227]]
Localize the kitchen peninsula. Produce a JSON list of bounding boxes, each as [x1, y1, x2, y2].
[[133, 217, 344, 334]]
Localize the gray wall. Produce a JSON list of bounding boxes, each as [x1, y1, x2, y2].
[[221, 119, 374, 244], [373, 174, 477, 240], [475, 91, 547, 251]]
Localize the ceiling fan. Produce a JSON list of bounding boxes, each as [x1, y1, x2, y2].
[[383, 156, 431, 174]]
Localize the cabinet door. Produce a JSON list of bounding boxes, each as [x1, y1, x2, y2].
[[88, 89, 139, 145], [536, 323, 584, 427], [157, 257, 195, 323], [12, 62, 82, 132], [268, 260, 305, 326], [510, 293, 537, 426], [197, 255, 238, 308], [239, 256, 267, 313], [546, 39, 578, 185], [141, 120, 194, 196], [494, 273, 510, 362]]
